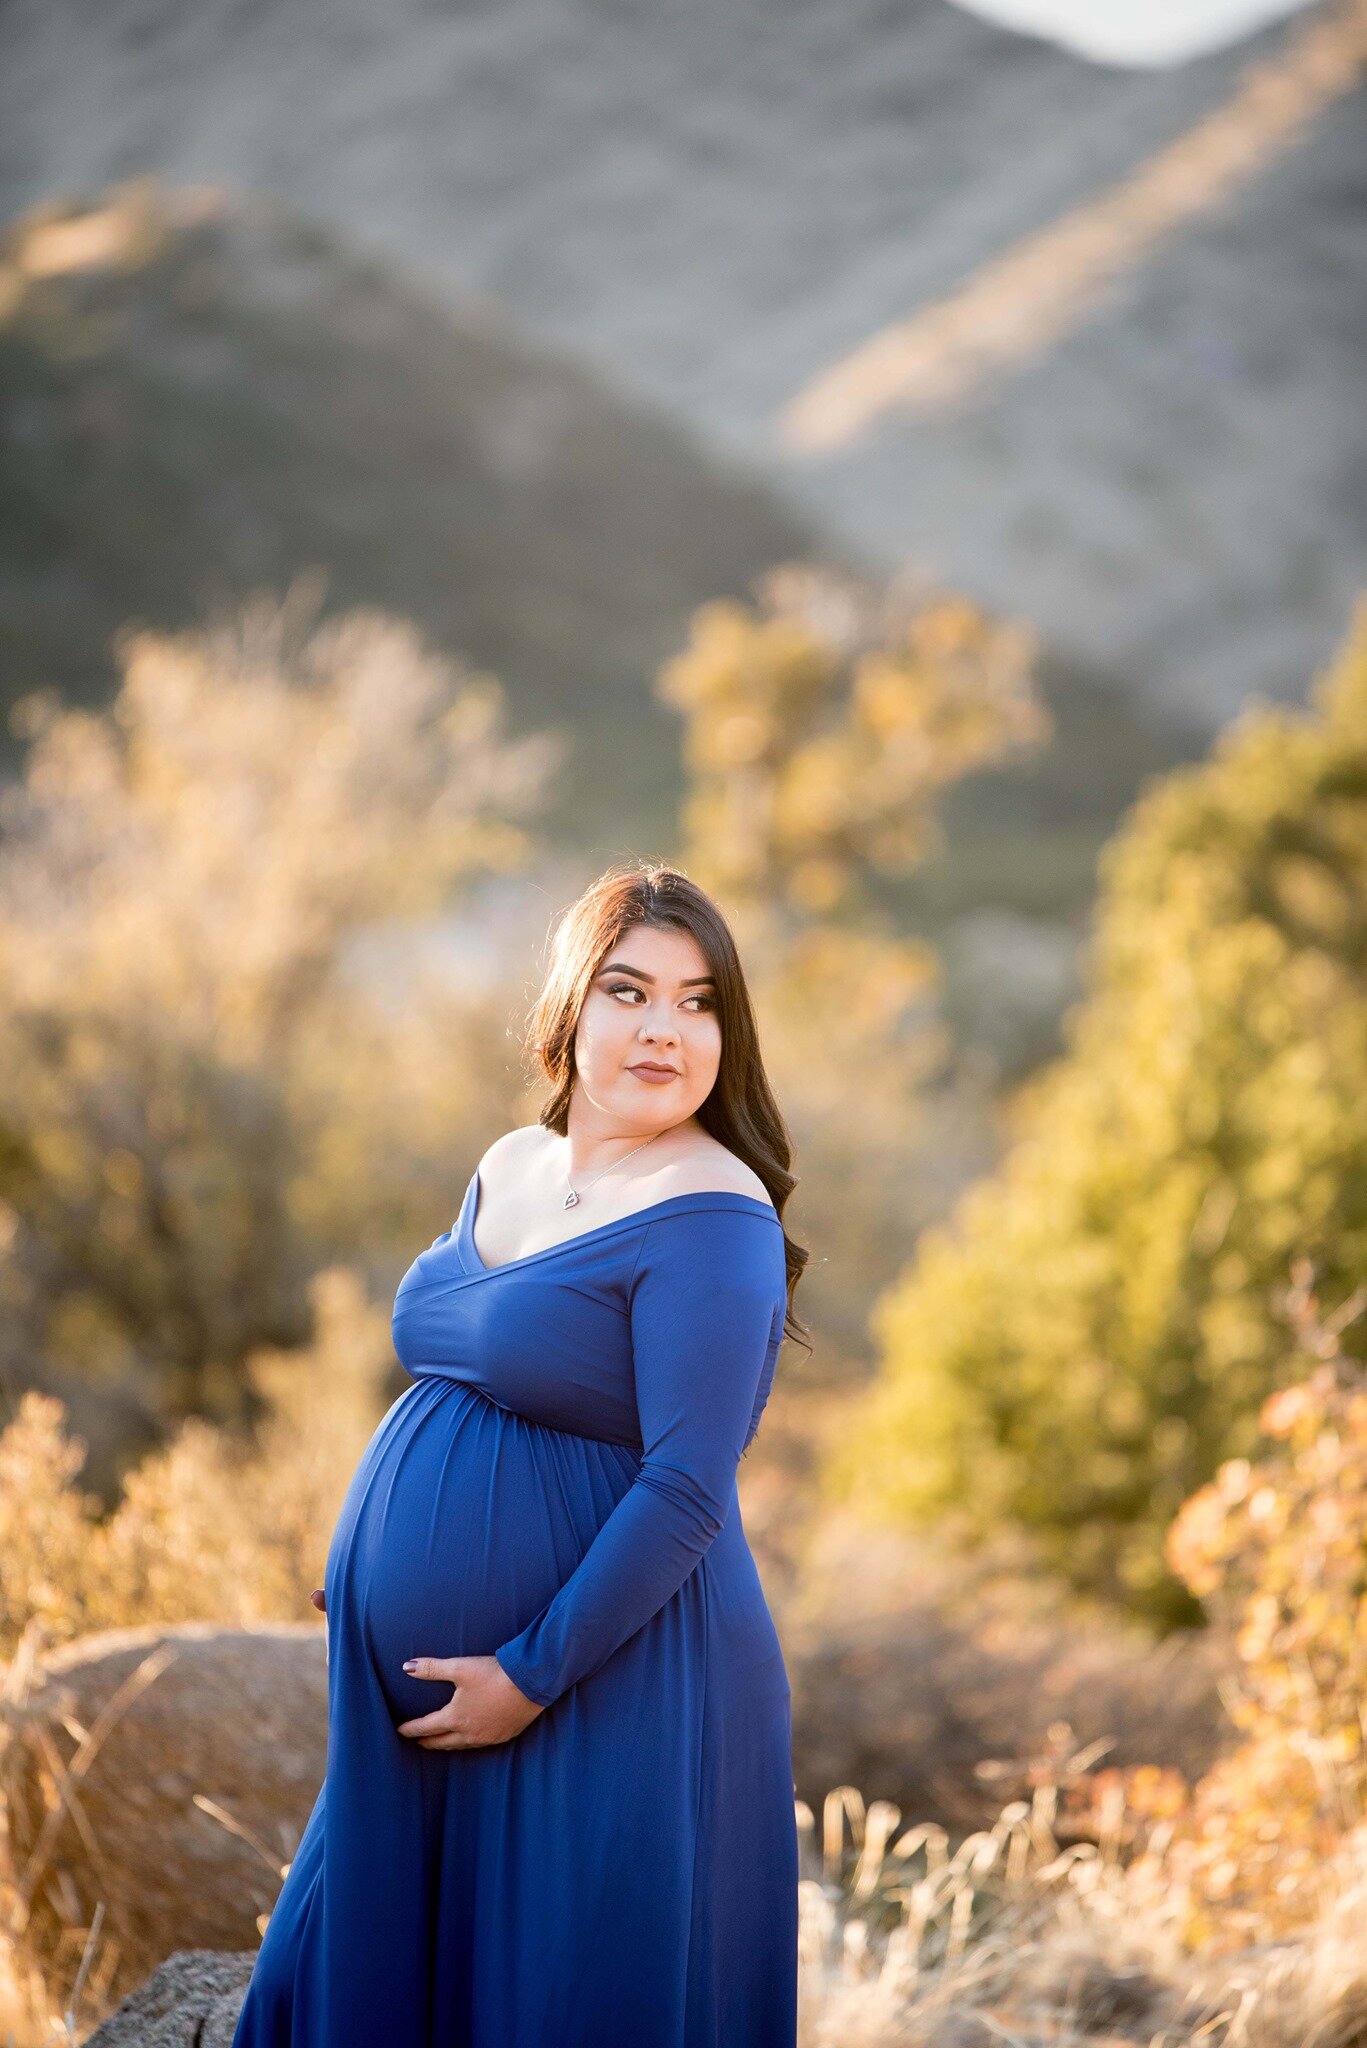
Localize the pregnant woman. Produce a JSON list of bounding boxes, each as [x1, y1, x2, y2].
[[232, 861, 809, 2047]]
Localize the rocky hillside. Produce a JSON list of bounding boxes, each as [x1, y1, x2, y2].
[[1, 0, 1360, 732], [0, 177, 1211, 1080], [0, 183, 814, 835]]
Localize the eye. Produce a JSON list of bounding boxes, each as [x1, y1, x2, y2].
[[603, 981, 715, 1013]]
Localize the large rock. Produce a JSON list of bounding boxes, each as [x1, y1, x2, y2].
[[1, 1623, 323, 2017], [83, 1950, 255, 2047]]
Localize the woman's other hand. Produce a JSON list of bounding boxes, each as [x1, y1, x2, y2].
[[311, 1585, 328, 1667], [395, 1654, 545, 1748]]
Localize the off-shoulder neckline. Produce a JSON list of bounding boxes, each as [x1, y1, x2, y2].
[[462, 1166, 779, 1276]]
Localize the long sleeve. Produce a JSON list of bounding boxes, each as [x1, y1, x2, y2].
[[493, 1205, 785, 1708]]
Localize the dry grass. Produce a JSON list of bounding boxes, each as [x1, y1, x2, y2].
[[0, 1269, 388, 2039], [0, 1268, 392, 1666], [795, 1771, 1367, 2048], [3, 1305, 1365, 2042], [0, 1622, 154, 2046], [2, 1645, 1366, 2045]]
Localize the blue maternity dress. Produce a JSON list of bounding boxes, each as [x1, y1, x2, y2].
[[231, 1170, 798, 2048]]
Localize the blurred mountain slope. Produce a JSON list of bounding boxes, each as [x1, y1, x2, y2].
[[0, 183, 814, 833], [1, 0, 1360, 729], [803, 48, 1366, 731], [0, 0, 1283, 433], [0, 179, 1222, 1075]]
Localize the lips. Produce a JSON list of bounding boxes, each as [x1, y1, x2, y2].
[[629, 1062, 679, 1077]]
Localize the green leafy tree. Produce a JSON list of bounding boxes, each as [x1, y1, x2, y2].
[[825, 602, 1367, 1622]]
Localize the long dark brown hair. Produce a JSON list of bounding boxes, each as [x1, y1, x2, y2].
[[523, 862, 810, 1348]]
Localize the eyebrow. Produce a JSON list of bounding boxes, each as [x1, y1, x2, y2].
[[597, 960, 716, 987]]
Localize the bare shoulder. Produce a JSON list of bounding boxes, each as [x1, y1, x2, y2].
[[655, 1138, 776, 1213], [477, 1124, 549, 1176]]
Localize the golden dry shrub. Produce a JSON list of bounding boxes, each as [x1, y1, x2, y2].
[[1148, 1266, 1367, 1949], [0, 591, 560, 1430], [0, 1392, 105, 1655], [0, 1266, 393, 1660], [657, 565, 1045, 1380], [658, 565, 1042, 922]]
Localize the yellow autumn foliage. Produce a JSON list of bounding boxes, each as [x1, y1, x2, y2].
[[0, 1266, 391, 1660], [0, 593, 560, 1427]]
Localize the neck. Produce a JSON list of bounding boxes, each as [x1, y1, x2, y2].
[[561, 1113, 692, 1184]]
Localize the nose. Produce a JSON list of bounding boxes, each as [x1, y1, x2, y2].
[[640, 1009, 679, 1047]]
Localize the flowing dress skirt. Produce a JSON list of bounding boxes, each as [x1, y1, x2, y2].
[[232, 1368, 799, 2047]]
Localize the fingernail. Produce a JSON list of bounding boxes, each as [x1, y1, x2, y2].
[[402, 1660, 416, 1672]]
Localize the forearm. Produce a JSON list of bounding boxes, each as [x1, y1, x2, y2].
[[494, 1459, 731, 1705], [495, 1205, 785, 1708]]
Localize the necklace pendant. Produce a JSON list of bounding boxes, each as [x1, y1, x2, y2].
[[564, 1189, 580, 1208]]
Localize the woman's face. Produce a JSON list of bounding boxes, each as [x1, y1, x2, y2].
[[572, 923, 723, 1133]]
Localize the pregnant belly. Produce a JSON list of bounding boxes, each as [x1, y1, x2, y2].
[[324, 1377, 640, 1724]]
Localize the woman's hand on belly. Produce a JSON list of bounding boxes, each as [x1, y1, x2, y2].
[[395, 1654, 546, 1749]]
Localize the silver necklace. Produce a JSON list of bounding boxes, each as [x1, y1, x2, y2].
[[563, 1133, 660, 1209]]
